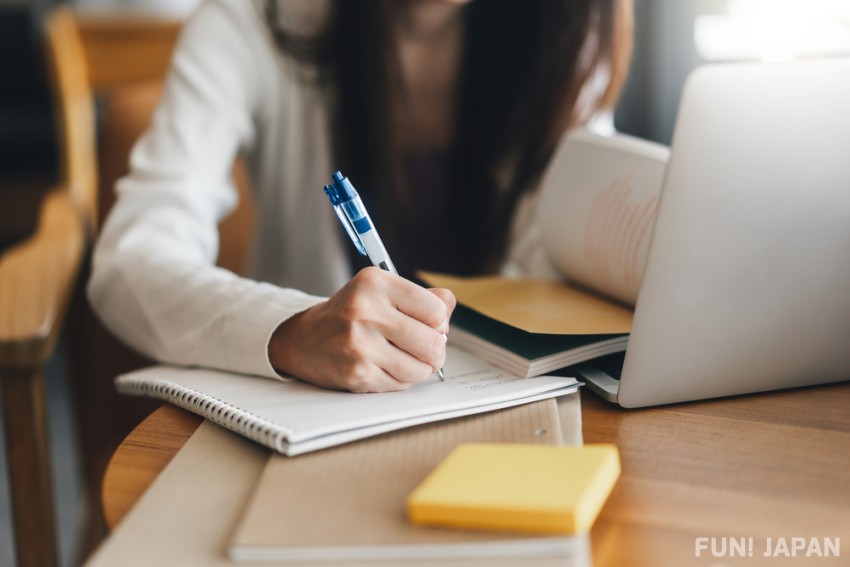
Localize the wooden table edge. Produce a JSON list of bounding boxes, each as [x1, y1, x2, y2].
[[101, 404, 202, 530]]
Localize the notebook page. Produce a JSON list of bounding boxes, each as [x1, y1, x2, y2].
[[117, 346, 578, 447], [538, 129, 669, 306]]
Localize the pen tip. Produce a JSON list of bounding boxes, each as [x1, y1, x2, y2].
[[437, 368, 445, 381]]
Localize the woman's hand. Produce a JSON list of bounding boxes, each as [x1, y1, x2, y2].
[[268, 267, 456, 392]]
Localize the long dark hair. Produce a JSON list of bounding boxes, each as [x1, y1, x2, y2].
[[266, 0, 632, 274]]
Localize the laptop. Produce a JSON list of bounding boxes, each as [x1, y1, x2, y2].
[[572, 58, 850, 407]]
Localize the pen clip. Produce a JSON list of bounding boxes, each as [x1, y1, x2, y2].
[[325, 185, 367, 256]]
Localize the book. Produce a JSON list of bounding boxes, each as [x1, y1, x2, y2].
[[115, 345, 578, 456], [86, 397, 589, 567], [228, 399, 590, 562], [420, 128, 669, 377], [421, 273, 631, 377], [407, 443, 620, 535]]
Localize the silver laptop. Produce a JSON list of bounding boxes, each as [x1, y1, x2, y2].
[[574, 58, 850, 407]]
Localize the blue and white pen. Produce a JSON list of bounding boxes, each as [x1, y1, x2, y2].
[[325, 171, 397, 274], [324, 170, 446, 381]]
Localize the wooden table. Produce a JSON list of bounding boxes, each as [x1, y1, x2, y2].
[[103, 385, 850, 566]]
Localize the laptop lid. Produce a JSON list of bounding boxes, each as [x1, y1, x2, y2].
[[616, 58, 850, 408]]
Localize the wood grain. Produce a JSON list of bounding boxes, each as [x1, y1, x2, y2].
[[0, 189, 85, 367], [582, 385, 850, 566], [76, 13, 182, 91], [1, 368, 57, 567], [0, 186, 85, 567], [44, 7, 99, 235], [102, 385, 850, 566], [101, 404, 202, 530]]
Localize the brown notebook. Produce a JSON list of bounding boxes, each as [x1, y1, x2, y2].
[[417, 272, 630, 378], [229, 399, 583, 562]]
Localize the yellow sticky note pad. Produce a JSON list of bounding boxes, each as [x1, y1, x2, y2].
[[407, 444, 620, 535]]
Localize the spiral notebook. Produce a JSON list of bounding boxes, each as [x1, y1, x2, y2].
[[115, 345, 580, 456]]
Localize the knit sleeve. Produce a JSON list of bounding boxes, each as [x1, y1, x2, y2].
[[88, 0, 325, 378]]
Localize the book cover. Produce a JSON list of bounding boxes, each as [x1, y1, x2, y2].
[[228, 400, 589, 562]]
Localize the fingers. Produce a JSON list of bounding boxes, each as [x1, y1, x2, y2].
[[380, 272, 449, 328], [380, 309, 447, 374], [275, 268, 455, 393], [373, 340, 436, 386], [338, 318, 434, 392], [355, 268, 452, 366], [351, 268, 454, 329], [340, 361, 413, 394], [353, 268, 453, 373], [428, 287, 457, 315], [427, 287, 456, 334]]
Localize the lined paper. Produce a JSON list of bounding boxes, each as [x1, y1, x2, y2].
[[116, 346, 579, 455]]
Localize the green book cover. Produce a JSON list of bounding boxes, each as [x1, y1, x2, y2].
[[451, 305, 626, 362]]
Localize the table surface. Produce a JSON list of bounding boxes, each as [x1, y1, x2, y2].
[[103, 384, 850, 566]]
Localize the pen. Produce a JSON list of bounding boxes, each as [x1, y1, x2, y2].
[[324, 170, 446, 381]]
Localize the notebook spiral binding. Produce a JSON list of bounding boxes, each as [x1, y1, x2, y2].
[[116, 377, 289, 453]]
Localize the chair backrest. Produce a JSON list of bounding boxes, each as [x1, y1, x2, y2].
[[97, 80, 256, 274], [43, 6, 98, 236]]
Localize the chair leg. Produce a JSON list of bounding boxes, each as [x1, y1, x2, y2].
[[2, 366, 58, 567]]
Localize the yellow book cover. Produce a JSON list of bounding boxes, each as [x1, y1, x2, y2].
[[407, 443, 620, 535]]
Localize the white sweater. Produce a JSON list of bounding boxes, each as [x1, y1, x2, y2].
[[88, 0, 557, 379]]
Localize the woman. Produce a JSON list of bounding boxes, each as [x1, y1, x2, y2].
[[88, 0, 632, 393]]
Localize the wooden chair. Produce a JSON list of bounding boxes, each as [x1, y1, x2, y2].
[[44, 7, 98, 236], [0, 6, 94, 567], [67, 79, 255, 557], [2, 6, 254, 563], [58, 8, 255, 560], [0, 191, 84, 567]]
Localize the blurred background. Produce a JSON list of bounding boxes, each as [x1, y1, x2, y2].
[[1, 0, 848, 566]]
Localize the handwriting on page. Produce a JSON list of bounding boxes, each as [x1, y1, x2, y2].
[[445, 368, 518, 390], [435, 348, 525, 389]]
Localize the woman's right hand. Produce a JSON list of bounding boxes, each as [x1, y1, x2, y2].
[[268, 267, 456, 392]]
